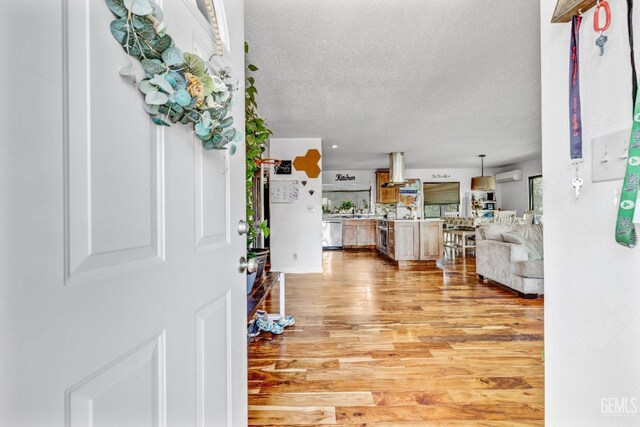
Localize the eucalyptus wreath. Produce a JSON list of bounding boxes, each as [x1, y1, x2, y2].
[[105, 0, 241, 152]]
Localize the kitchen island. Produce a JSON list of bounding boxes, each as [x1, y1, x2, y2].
[[377, 219, 444, 264]]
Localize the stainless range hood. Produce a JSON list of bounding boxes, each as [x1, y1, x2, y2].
[[382, 152, 410, 187]]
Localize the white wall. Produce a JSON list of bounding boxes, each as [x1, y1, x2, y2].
[[541, 3, 640, 425], [269, 138, 323, 273], [495, 157, 542, 215]]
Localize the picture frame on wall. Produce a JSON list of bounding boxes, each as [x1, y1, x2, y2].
[[274, 160, 292, 175]]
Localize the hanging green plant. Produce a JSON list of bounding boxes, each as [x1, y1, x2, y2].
[[104, 0, 241, 152], [245, 42, 272, 247]]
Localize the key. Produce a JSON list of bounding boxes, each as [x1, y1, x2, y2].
[[596, 34, 608, 56], [572, 177, 584, 199]]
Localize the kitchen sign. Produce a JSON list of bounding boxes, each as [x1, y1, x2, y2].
[[335, 173, 356, 181]]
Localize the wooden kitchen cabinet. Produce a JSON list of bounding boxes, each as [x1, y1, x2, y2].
[[419, 220, 444, 260], [343, 220, 376, 248], [392, 221, 420, 260], [376, 170, 399, 204]]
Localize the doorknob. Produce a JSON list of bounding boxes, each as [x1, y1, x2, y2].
[[237, 219, 250, 235], [238, 256, 258, 273]]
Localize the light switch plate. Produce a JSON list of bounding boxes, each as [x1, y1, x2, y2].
[[592, 129, 630, 182]]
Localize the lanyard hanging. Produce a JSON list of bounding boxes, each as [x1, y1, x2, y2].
[[569, 16, 585, 199], [616, 0, 640, 247], [569, 16, 583, 162]]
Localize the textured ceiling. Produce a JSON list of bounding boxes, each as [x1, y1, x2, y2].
[[244, 0, 541, 170]]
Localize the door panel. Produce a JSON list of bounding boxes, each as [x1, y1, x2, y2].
[[65, 0, 165, 283], [0, 0, 246, 426]]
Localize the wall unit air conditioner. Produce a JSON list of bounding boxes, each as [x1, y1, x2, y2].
[[495, 169, 522, 183]]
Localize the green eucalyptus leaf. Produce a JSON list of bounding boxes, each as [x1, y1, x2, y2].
[[145, 90, 169, 105], [109, 18, 129, 45], [229, 143, 237, 155], [168, 103, 184, 114], [138, 80, 157, 94], [168, 71, 187, 89], [149, 74, 174, 94], [201, 111, 211, 128], [141, 58, 165, 75], [203, 139, 215, 151], [152, 117, 170, 126], [219, 116, 233, 128], [132, 15, 152, 29], [143, 103, 160, 115], [137, 21, 157, 41], [195, 122, 210, 137], [162, 47, 184, 67], [174, 89, 191, 106], [124, 0, 153, 16], [152, 34, 172, 54], [247, 64, 258, 72], [150, 1, 164, 23], [180, 115, 190, 124], [106, 0, 128, 17]]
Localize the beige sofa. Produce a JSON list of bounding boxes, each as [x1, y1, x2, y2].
[[475, 224, 544, 298]]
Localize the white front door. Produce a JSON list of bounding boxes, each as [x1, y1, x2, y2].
[[0, 1, 247, 426]]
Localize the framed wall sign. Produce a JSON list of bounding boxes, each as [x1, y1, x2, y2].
[[274, 160, 292, 175]]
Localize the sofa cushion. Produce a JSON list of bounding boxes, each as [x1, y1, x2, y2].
[[483, 224, 520, 241], [481, 224, 544, 257], [501, 231, 542, 260], [516, 225, 544, 257], [513, 260, 544, 279]]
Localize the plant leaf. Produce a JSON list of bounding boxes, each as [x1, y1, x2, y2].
[[141, 58, 165, 75], [183, 52, 205, 76], [152, 34, 172, 54], [162, 47, 184, 67], [106, 0, 128, 17], [138, 80, 156, 94], [168, 71, 187, 89], [152, 117, 170, 126], [229, 143, 237, 155], [247, 64, 258, 72], [201, 111, 211, 128], [149, 74, 174, 94], [220, 116, 233, 128], [200, 75, 215, 96], [137, 21, 157, 41], [195, 122, 210, 137], [143, 103, 160, 115], [123, 0, 153, 16], [145, 90, 169, 105], [109, 18, 129, 45], [150, 1, 164, 23], [174, 89, 191, 106]]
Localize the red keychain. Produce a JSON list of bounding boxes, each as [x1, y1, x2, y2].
[[594, 0, 611, 55]]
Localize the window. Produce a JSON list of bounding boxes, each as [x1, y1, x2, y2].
[[529, 175, 543, 216], [423, 182, 460, 218]]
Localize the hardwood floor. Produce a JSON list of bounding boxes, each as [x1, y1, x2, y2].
[[248, 250, 544, 426]]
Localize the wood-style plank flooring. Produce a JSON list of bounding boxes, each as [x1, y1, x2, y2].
[[248, 250, 544, 426]]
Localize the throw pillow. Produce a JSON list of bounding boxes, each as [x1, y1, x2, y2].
[[501, 231, 543, 260]]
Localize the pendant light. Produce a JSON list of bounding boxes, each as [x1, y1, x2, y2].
[[471, 154, 496, 191]]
